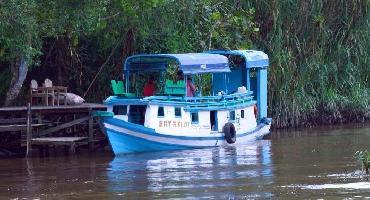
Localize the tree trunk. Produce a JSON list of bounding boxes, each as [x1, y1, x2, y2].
[[115, 28, 135, 75], [4, 58, 28, 106], [56, 37, 68, 86]]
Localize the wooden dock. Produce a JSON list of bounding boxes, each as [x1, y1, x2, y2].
[[0, 103, 107, 157], [0, 103, 106, 113]]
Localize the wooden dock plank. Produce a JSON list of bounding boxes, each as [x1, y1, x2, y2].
[[31, 137, 88, 153], [38, 116, 90, 136], [0, 118, 27, 125], [0, 103, 106, 113], [31, 137, 88, 144], [0, 124, 45, 132]]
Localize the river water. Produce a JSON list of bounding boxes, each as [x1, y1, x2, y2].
[[1, 124, 369, 199]]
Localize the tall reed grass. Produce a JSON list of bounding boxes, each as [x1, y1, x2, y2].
[[250, 0, 369, 128]]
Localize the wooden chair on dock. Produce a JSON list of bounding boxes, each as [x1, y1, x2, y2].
[[30, 79, 67, 106], [43, 79, 68, 105], [30, 80, 54, 106]]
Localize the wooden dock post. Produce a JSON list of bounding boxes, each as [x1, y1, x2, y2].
[[26, 103, 32, 157], [88, 107, 94, 152]]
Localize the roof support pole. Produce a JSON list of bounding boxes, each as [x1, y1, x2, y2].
[[246, 69, 250, 91], [125, 71, 129, 93], [224, 73, 228, 94], [257, 68, 268, 121]]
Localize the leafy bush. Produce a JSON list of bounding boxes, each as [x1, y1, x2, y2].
[[355, 150, 370, 174]]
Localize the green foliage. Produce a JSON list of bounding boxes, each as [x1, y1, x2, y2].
[[164, 64, 180, 82], [194, 74, 212, 96], [0, 0, 41, 64], [0, 67, 11, 105], [0, 0, 368, 128], [79, 0, 257, 100], [251, 0, 370, 128], [0, 0, 111, 103], [354, 150, 370, 174]]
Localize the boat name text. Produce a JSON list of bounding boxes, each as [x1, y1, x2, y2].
[[159, 120, 190, 128]]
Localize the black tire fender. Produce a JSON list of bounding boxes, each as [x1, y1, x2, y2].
[[223, 122, 236, 144]]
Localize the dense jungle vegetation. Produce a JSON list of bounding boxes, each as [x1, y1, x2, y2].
[[0, 0, 369, 128]]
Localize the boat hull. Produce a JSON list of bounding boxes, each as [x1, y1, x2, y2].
[[103, 117, 271, 155]]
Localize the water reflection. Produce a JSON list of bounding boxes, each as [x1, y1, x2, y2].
[[108, 140, 273, 199], [3, 124, 369, 199]]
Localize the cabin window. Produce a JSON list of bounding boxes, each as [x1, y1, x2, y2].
[[175, 107, 181, 117], [229, 111, 235, 121], [113, 105, 127, 115], [191, 112, 198, 123], [241, 110, 245, 118], [158, 106, 164, 117]]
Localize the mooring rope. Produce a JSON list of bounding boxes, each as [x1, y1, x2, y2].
[[82, 37, 123, 98]]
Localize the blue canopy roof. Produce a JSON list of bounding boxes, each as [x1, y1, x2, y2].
[[208, 50, 269, 69], [124, 53, 230, 74]]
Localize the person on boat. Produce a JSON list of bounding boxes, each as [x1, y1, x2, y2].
[[177, 70, 184, 81], [186, 76, 197, 97], [254, 104, 258, 118], [143, 76, 156, 96]]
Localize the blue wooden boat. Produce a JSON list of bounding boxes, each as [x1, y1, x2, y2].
[[101, 50, 272, 155]]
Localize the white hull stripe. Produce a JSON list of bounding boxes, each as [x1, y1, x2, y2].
[[104, 123, 271, 147]]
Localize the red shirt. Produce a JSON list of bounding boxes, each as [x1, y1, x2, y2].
[[143, 83, 155, 96], [186, 80, 196, 97]]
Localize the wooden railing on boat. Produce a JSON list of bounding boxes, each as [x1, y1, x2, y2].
[[142, 92, 256, 111]]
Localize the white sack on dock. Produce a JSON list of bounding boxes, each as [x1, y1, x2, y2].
[[65, 93, 85, 105]]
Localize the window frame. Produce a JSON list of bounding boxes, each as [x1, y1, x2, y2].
[[191, 112, 199, 124], [229, 110, 236, 121], [113, 105, 128, 115], [157, 106, 164, 117], [175, 107, 182, 118]]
